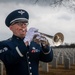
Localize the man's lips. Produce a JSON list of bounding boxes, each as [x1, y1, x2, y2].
[[22, 29, 25, 32], [21, 28, 27, 32]]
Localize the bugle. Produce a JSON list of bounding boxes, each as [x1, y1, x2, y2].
[[39, 32, 64, 46]]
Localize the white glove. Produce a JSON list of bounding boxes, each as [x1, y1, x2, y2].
[[32, 34, 49, 46], [32, 34, 41, 44], [23, 27, 40, 45], [40, 35, 49, 47]]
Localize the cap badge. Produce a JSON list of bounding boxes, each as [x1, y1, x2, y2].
[[18, 10, 25, 15]]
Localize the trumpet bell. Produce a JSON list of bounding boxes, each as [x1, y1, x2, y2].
[[39, 32, 64, 46], [53, 32, 64, 46]]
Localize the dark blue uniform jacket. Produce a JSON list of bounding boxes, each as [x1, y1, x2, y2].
[[0, 35, 53, 75]]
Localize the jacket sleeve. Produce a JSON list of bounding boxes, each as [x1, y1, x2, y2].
[[39, 45, 53, 62], [0, 41, 28, 65]]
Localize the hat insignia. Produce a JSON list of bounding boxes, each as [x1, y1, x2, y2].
[[18, 10, 25, 15]]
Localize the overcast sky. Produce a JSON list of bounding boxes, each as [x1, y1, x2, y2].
[[0, 0, 75, 45]]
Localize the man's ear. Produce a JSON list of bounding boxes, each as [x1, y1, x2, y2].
[[9, 25, 12, 30]]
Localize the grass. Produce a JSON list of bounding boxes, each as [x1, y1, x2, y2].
[[39, 64, 75, 75]]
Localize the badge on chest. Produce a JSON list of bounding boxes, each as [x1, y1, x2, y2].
[[31, 47, 40, 53]]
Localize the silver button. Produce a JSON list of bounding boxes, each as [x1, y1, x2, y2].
[[30, 73, 32, 75], [17, 38, 19, 39], [27, 52, 29, 54], [29, 67, 32, 70], [28, 56, 30, 59], [29, 62, 31, 64]]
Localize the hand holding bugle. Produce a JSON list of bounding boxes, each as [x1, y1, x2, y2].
[[24, 27, 64, 46]]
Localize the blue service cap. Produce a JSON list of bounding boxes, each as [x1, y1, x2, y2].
[[5, 9, 29, 27]]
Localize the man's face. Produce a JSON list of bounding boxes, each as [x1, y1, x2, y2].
[[9, 22, 28, 38]]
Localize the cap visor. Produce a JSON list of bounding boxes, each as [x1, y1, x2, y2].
[[10, 18, 28, 24]]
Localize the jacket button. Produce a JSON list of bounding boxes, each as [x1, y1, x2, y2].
[[30, 73, 32, 75], [27, 52, 29, 54], [28, 56, 30, 59], [29, 62, 31, 64], [29, 67, 32, 70]]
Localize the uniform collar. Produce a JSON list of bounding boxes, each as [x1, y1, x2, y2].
[[12, 35, 24, 41]]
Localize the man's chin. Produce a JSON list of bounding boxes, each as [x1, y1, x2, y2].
[[20, 34, 25, 38]]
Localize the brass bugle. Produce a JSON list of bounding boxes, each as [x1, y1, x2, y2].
[[39, 32, 64, 46]]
